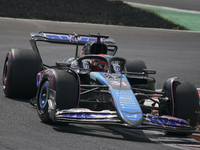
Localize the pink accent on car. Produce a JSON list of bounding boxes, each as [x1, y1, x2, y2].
[[198, 88, 200, 98], [45, 71, 51, 75], [50, 78, 54, 90], [8, 51, 11, 59], [3, 62, 8, 85], [162, 115, 187, 122], [171, 77, 179, 116]]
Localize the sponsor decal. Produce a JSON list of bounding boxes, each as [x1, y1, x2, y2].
[[110, 81, 127, 86], [126, 114, 138, 118], [121, 111, 143, 122], [36, 72, 41, 87], [83, 63, 89, 69], [114, 66, 120, 73], [119, 97, 132, 100], [111, 89, 142, 120], [43, 33, 103, 42], [115, 92, 131, 96], [61, 113, 111, 119]]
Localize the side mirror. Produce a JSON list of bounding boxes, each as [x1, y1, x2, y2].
[[143, 69, 156, 74]]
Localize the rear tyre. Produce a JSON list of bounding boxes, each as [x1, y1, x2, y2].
[[37, 69, 79, 123], [2, 49, 42, 99], [125, 60, 147, 73]]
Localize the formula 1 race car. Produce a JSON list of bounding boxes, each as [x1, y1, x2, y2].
[[2, 32, 200, 135]]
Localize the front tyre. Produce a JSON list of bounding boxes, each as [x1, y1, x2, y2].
[[173, 81, 199, 127], [37, 69, 80, 123], [161, 81, 199, 135]]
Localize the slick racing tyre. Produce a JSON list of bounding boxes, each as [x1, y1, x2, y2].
[[37, 69, 80, 123], [2, 49, 42, 99], [125, 60, 154, 89], [162, 81, 199, 135], [173, 81, 199, 127], [125, 60, 147, 73]]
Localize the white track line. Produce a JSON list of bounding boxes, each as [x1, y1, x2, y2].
[[1, 17, 200, 34], [124, 1, 200, 14]]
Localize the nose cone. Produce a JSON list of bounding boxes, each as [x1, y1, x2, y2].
[[111, 89, 143, 127]]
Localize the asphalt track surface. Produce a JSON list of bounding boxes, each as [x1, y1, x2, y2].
[[125, 0, 200, 11], [0, 18, 200, 150]]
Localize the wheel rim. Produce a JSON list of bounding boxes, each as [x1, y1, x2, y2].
[[3, 61, 9, 90], [38, 81, 49, 113]]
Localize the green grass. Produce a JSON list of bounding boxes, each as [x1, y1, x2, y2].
[[129, 3, 200, 31]]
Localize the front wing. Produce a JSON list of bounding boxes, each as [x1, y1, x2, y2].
[[46, 85, 200, 134]]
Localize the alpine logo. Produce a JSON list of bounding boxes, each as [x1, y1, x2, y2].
[[126, 114, 138, 118]]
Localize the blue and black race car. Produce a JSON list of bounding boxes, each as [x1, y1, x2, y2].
[[2, 32, 200, 135]]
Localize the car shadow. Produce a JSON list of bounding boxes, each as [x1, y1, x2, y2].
[[50, 122, 153, 143]]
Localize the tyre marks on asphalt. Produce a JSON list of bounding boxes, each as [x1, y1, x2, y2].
[[109, 126, 200, 149], [143, 130, 200, 150], [143, 88, 200, 149], [174, 145, 200, 150]]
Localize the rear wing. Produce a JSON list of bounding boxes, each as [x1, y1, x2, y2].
[[30, 32, 117, 56], [30, 32, 115, 45]]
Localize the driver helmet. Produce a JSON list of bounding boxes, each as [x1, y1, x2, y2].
[[80, 42, 108, 72], [91, 58, 108, 72]]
